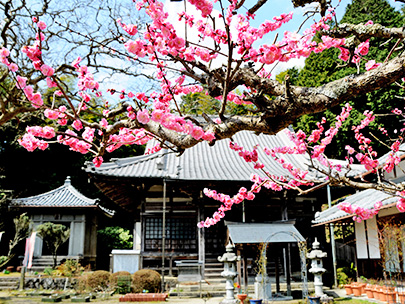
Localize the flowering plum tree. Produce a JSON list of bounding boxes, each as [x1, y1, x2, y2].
[[2, 0, 405, 226], [0, 0, 149, 126]]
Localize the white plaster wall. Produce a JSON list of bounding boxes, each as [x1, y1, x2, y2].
[[111, 250, 141, 273]]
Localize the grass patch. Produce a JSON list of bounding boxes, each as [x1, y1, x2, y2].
[[335, 297, 372, 304], [0, 272, 20, 277]]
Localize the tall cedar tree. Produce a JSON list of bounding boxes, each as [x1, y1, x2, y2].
[[293, 0, 405, 158]]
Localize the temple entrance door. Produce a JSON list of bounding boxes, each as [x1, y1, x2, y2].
[[204, 220, 226, 256]]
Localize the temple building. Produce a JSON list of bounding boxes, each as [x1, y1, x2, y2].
[[84, 129, 332, 288], [11, 176, 114, 269]]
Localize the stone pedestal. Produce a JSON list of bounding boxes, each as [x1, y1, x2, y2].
[[254, 274, 272, 301], [218, 244, 240, 304]]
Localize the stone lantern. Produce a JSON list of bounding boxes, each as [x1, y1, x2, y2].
[[307, 238, 327, 297], [218, 243, 240, 304]]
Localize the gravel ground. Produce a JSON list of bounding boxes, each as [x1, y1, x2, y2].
[[0, 292, 229, 304]]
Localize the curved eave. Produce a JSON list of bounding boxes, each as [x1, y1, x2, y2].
[[11, 204, 115, 218], [312, 188, 399, 226], [11, 177, 98, 208], [84, 130, 318, 182]]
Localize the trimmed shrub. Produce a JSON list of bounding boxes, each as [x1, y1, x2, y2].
[[112, 271, 131, 282], [78, 270, 112, 292], [76, 273, 90, 292], [112, 271, 132, 294], [132, 269, 161, 293]]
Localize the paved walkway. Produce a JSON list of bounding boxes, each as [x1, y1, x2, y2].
[[0, 289, 370, 304], [0, 288, 383, 304]]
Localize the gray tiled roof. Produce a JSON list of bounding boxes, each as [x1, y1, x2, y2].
[[354, 143, 405, 176], [375, 143, 405, 166], [84, 130, 325, 181], [313, 143, 405, 225], [312, 188, 398, 225], [11, 177, 98, 208], [227, 221, 305, 243]]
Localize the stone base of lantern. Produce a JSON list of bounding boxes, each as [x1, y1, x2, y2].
[[220, 299, 239, 304], [254, 274, 272, 301], [320, 295, 334, 303], [272, 294, 293, 301]]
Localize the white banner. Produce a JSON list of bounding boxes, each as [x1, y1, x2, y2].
[[23, 232, 36, 269]]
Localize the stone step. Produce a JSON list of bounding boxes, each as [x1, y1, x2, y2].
[[29, 256, 71, 272], [204, 272, 222, 276], [202, 278, 226, 285], [0, 277, 20, 283], [204, 268, 224, 275], [204, 268, 221, 272], [204, 273, 222, 279], [169, 282, 256, 297], [169, 281, 316, 298], [32, 256, 71, 263], [0, 278, 19, 290], [0, 281, 19, 286], [28, 266, 50, 273], [32, 260, 54, 265], [169, 290, 224, 297], [204, 261, 221, 265]]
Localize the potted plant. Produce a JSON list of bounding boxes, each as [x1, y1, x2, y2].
[[249, 300, 262, 304], [398, 290, 405, 304], [308, 293, 321, 304], [237, 293, 248, 304], [384, 290, 397, 304], [234, 283, 248, 304], [344, 283, 353, 295], [364, 284, 374, 299], [351, 283, 362, 296], [356, 277, 367, 294], [397, 283, 405, 304], [372, 284, 382, 300]]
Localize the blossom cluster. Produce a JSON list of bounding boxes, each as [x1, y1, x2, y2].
[[116, 18, 138, 36], [18, 126, 56, 151], [106, 128, 151, 153], [197, 186, 255, 228], [1, 47, 46, 109], [397, 192, 405, 212], [337, 201, 381, 222], [345, 110, 379, 171], [0, 48, 18, 72], [199, 138, 314, 228]]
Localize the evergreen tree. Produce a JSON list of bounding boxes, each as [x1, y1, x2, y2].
[[36, 222, 70, 269], [180, 92, 257, 115], [293, 0, 404, 158]]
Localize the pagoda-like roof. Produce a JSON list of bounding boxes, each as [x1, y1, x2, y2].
[[84, 129, 367, 211], [11, 177, 114, 216]]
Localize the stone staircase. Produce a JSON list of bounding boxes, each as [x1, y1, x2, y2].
[[29, 256, 69, 273], [0, 277, 19, 291], [170, 255, 253, 297], [169, 255, 309, 298], [203, 256, 224, 284], [169, 256, 224, 297]]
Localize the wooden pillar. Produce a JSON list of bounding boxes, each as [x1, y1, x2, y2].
[[243, 253, 248, 294], [198, 202, 205, 278], [161, 180, 167, 292], [236, 245, 242, 287], [275, 247, 280, 293], [286, 244, 291, 297]]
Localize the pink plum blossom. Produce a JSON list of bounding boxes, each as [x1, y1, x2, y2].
[[137, 109, 150, 124]]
